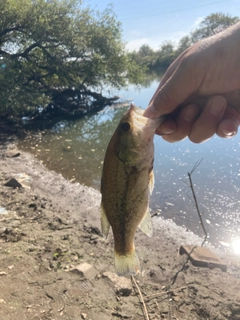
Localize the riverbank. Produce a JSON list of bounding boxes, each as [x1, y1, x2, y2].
[[1, 135, 240, 320]]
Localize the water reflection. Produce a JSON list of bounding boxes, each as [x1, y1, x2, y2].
[[20, 105, 130, 187], [18, 81, 240, 252]]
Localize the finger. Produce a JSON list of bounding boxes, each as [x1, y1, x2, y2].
[[149, 50, 189, 105], [144, 57, 200, 119], [159, 49, 190, 87], [217, 118, 239, 138], [189, 95, 227, 143], [159, 104, 199, 142], [216, 105, 240, 138], [155, 119, 176, 136]]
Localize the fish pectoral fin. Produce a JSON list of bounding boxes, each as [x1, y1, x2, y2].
[[149, 170, 155, 195], [114, 247, 141, 276], [100, 203, 110, 238], [138, 209, 153, 238]]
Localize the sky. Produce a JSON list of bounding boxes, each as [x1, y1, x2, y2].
[[84, 0, 240, 51]]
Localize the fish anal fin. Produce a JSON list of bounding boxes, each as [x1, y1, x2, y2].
[[149, 170, 155, 195], [100, 203, 110, 238], [138, 209, 153, 238], [114, 247, 141, 276]]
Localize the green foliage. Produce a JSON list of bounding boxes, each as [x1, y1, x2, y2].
[[154, 41, 177, 69], [191, 12, 239, 43], [176, 35, 192, 55], [0, 0, 142, 119]]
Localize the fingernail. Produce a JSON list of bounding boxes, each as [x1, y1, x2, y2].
[[209, 96, 226, 115], [222, 130, 236, 137], [183, 106, 198, 122], [160, 123, 175, 134], [144, 102, 159, 119]]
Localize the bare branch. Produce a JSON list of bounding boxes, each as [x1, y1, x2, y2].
[[11, 42, 40, 59], [188, 161, 208, 244], [190, 158, 203, 175], [0, 25, 22, 38], [131, 276, 150, 320]]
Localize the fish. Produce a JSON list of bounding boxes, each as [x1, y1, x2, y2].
[[100, 103, 164, 276]]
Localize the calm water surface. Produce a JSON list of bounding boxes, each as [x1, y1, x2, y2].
[[19, 80, 240, 253]]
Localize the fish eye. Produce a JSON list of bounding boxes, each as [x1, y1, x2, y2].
[[121, 122, 131, 132]]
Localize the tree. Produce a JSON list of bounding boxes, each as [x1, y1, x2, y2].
[[138, 44, 154, 58], [154, 41, 177, 70], [191, 12, 239, 43], [159, 41, 174, 56], [128, 44, 155, 70], [176, 35, 192, 55], [0, 0, 142, 125]]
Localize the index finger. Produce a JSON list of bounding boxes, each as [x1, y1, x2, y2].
[[144, 56, 201, 118], [148, 50, 189, 105]]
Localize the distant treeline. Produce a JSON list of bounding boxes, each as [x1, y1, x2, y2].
[[129, 13, 239, 72]]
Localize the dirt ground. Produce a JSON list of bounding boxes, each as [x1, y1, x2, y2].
[[1, 134, 240, 320]]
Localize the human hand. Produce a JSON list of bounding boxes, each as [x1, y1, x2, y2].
[[144, 22, 240, 143]]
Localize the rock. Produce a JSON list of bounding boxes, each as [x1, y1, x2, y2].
[[4, 178, 22, 188], [81, 313, 87, 319], [5, 150, 20, 158], [4, 173, 32, 189], [70, 262, 98, 280], [102, 272, 132, 296]]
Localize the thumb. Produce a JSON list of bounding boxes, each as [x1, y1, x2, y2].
[[144, 69, 197, 119]]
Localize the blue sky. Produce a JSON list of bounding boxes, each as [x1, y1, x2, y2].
[[85, 0, 240, 51]]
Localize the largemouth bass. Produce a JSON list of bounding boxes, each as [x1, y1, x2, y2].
[[100, 103, 164, 276]]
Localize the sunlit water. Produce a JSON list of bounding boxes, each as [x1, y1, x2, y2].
[[18, 80, 240, 253]]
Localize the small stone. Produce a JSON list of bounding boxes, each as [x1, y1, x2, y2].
[[102, 272, 132, 296], [70, 262, 98, 280], [5, 178, 22, 188], [81, 313, 87, 319], [14, 173, 32, 189], [4, 173, 32, 189], [5, 150, 20, 158]]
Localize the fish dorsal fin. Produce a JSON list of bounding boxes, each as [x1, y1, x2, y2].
[[138, 209, 153, 238], [149, 170, 155, 195], [100, 203, 110, 238]]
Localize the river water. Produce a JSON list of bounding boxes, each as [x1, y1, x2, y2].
[[19, 80, 240, 253]]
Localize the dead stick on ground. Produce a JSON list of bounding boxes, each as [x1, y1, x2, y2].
[[131, 276, 150, 320], [188, 159, 208, 244], [145, 286, 187, 302]]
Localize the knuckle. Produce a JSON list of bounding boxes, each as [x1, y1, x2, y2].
[[154, 86, 176, 110]]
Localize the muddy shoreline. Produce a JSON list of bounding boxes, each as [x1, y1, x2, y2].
[[1, 136, 240, 319]]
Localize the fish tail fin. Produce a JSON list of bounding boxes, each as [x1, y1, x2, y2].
[[114, 247, 141, 276]]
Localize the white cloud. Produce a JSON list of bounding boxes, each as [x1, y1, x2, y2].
[[125, 38, 160, 51], [191, 16, 204, 29], [124, 15, 205, 52], [125, 30, 188, 51]]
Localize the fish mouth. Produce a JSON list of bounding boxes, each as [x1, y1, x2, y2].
[[130, 103, 164, 130], [130, 104, 146, 128]]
